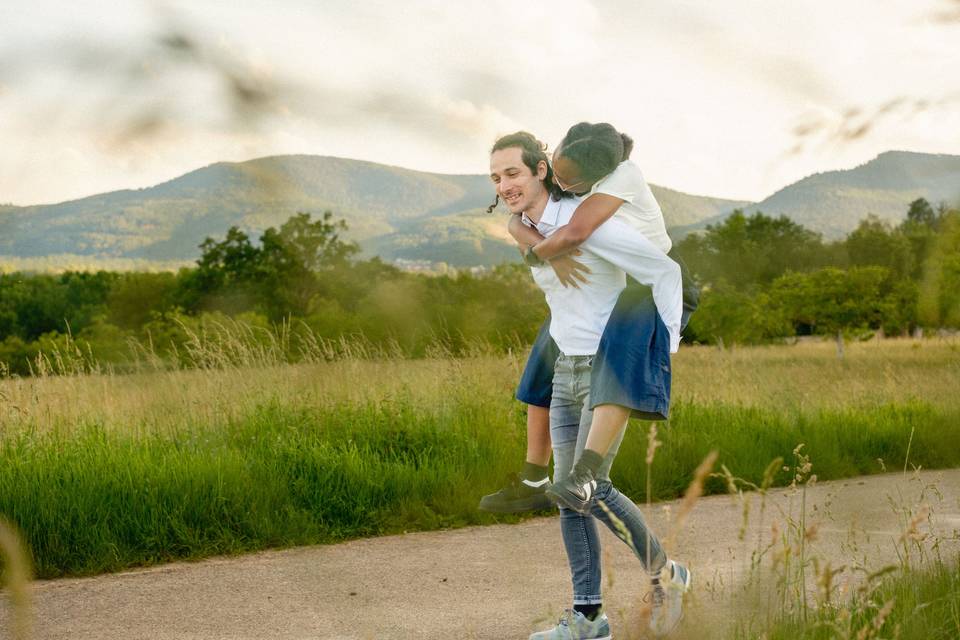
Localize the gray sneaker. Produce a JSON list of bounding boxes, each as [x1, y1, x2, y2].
[[649, 560, 692, 637], [545, 466, 597, 514], [529, 609, 611, 640]]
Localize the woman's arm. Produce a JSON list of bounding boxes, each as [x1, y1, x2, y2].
[[507, 214, 591, 288], [507, 213, 547, 248], [531, 193, 624, 261]]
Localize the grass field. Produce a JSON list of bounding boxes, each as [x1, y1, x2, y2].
[[1, 338, 959, 581], [735, 557, 960, 640]]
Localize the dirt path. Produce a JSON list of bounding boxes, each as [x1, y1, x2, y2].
[[3, 469, 959, 639]]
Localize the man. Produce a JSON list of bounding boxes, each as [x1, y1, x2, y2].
[[488, 132, 691, 639]]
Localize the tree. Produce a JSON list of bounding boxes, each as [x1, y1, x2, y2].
[[845, 215, 914, 279], [771, 266, 904, 357], [261, 211, 359, 273], [675, 210, 828, 289], [900, 198, 940, 279], [106, 272, 178, 329], [259, 211, 360, 317], [179, 211, 359, 319], [685, 283, 792, 346], [906, 198, 937, 228], [917, 210, 960, 328]]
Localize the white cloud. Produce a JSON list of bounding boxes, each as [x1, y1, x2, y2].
[[0, 0, 958, 204]]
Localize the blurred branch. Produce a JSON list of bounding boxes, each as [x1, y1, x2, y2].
[[0, 6, 290, 150], [787, 94, 960, 155], [784, 0, 959, 155]]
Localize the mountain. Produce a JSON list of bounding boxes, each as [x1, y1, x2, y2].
[[675, 151, 960, 239], [0, 155, 747, 268]]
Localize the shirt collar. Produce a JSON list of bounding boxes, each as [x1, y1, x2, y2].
[[539, 198, 561, 227]]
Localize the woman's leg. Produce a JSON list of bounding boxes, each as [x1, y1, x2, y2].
[[581, 403, 630, 458], [515, 314, 559, 468], [549, 288, 672, 513], [526, 404, 551, 466], [478, 316, 557, 513]]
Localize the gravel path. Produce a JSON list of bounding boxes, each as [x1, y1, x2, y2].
[[3, 468, 959, 640]]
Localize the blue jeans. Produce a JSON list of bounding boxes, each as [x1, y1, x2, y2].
[[517, 249, 699, 417], [551, 354, 668, 605]]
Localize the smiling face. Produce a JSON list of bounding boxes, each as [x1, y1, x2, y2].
[[489, 146, 549, 216]]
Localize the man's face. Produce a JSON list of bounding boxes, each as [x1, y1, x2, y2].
[[489, 146, 547, 215]]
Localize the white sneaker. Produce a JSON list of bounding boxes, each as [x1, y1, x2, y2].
[[529, 609, 612, 640], [649, 560, 691, 637]]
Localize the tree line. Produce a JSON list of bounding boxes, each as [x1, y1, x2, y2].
[[675, 198, 959, 347], [1, 199, 958, 375]]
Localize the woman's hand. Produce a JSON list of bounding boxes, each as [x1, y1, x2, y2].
[[549, 252, 591, 288]]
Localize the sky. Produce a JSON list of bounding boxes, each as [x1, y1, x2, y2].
[[1, 0, 959, 206]]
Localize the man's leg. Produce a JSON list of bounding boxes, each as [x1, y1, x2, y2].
[[574, 361, 690, 638], [552, 356, 603, 611], [530, 355, 610, 640], [587, 428, 691, 638]]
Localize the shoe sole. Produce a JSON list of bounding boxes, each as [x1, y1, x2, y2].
[[529, 631, 611, 640], [477, 493, 554, 514], [545, 486, 593, 514]]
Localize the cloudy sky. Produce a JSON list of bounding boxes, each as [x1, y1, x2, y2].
[[1, 0, 958, 206]]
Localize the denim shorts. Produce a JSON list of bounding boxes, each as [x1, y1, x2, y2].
[[516, 252, 698, 420], [516, 287, 672, 420]]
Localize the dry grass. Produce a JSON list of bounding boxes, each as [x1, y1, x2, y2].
[[674, 337, 960, 411], [0, 356, 523, 436], [2, 337, 957, 437]]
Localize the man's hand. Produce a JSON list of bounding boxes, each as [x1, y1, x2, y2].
[[549, 252, 591, 288]]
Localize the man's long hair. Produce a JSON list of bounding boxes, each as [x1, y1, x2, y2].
[[487, 131, 568, 214]]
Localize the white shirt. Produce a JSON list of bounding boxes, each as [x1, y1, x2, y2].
[[523, 196, 683, 354], [591, 161, 672, 254]]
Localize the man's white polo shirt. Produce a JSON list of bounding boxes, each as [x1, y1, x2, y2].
[[522, 196, 683, 355]]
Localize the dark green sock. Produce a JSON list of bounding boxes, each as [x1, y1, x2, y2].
[[574, 449, 604, 478], [521, 461, 549, 482]]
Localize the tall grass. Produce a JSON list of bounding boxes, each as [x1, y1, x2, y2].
[[0, 336, 958, 581], [727, 446, 960, 640], [1, 400, 958, 579], [748, 557, 960, 640]]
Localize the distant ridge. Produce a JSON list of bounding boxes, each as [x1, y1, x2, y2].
[[0, 154, 747, 267], [3, 150, 958, 268], [675, 151, 960, 240]]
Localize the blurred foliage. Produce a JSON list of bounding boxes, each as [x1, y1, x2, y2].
[[2, 202, 959, 375], [676, 199, 956, 345]]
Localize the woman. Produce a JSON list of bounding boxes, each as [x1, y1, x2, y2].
[[485, 128, 698, 638]]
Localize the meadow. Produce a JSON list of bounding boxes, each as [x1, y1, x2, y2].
[[0, 336, 957, 580]]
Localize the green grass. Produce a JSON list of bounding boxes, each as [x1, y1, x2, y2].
[[2, 396, 958, 579], [735, 555, 960, 640]]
